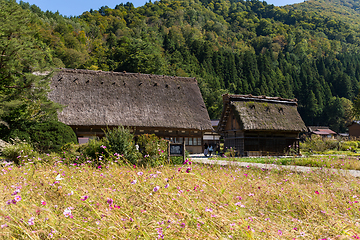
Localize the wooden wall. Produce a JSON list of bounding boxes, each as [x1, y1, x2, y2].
[[71, 125, 204, 154]]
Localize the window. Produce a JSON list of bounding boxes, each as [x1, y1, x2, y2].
[[184, 137, 202, 146]]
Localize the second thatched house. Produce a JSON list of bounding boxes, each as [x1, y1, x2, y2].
[[48, 69, 213, 153], [217, 94, 306, 156]]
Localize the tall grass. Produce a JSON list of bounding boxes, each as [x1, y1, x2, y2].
[[1, 160, 360, 239], [219, 155, 360, 170]]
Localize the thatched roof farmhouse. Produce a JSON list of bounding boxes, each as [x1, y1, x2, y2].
[[218, 94, 306, 156], [48, 69, 212, 153]]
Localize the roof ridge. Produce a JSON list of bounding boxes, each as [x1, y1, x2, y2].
[[58, 68, 196, 81], [223, 93, 298, 104]]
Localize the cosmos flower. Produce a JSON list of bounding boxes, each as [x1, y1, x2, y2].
[[55, 174, 64, 181], [81, 195, 89, 201], [14, 195, 22, 202], [63, 207, 73, 218], [28, 217, 35, 226]]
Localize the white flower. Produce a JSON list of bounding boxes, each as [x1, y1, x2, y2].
[[63, 207, 73, 217], [28, 217, 35, 225], [55, 174, 64, 181]]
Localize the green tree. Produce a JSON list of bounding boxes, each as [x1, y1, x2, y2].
[[0, 0, 60, 129], [353, 88, 360, 120]]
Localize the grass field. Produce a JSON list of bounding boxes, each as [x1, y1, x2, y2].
[[1, 158, 360, 239], [215, 155, 360, 171]]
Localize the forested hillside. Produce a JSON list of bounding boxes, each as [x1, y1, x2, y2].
[[11, 0, 360, 132]]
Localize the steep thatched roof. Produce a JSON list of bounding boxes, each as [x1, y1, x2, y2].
[[48, 69, 212, 131], [218, 94, 306, 132]]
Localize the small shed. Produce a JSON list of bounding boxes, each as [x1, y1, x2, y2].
[[48, 69, 213, 153], [217, 94, 306, 156], [307, 126, 337, 139]]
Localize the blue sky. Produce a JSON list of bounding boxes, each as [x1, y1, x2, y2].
[[19, 0, 303, 17]]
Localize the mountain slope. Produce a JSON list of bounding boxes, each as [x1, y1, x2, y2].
[[14, 0, 360, 132], [286, 0, 360, 27]]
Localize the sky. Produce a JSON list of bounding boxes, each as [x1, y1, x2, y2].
[[18, 0, 304, 17]]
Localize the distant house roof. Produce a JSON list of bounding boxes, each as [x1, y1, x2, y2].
[[218, 94, 306, 132], [211, 120, 219, 127], [48, 69, 213, 131], [308, 126, 337, 135]]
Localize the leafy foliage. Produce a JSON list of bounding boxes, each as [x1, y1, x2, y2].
[[0, 120, 76, 153], [27, 121, 77, 153], [104, 126, 141, 165], [12, 0, 360, 131], [79, 138, 110, 165], [137, 134, 169, 167], [1, 138, 36, 164], [0, 0, 60, 126]]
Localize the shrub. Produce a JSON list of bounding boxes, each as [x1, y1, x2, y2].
[[104, 126, 141, 165], [340, 141, 358, 151], [300, 135, 340, 153], [28, 121, 77, 153], [0, 126, 31, 143], [0, 139, 10, 154], [1, 139, 37, 164], [79, 138, 110, 165], [137, 134, 168, 167], [224, 147, 236, 157], [60, 143, 83, 164]]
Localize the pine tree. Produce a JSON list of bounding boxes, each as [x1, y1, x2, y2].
[[0, 0, 60, 128]]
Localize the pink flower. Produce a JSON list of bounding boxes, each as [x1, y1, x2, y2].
[[100, 145, 106, 149], [14, 195, 22, 202], [315, 191, 320, 194], [41, 201, 46, 205], [131, 180, 137, 184], [28, 217, 35, 226], [278, 230, 282, 235], [1, 224, 8, 229], [153, 186, 160, 192], [107, 198, 113, 205], [11, 189, 20, 195], [205, 208, 213, 212], [81, 195, 89, 201], [164, 184, 169, 188], [137, 172, 143, 176]]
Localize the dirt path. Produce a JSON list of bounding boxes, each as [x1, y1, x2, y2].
[[189, 155, 360, 178]]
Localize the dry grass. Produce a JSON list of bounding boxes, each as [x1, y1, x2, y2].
[[1, 160, 360, 239], [219, 155, 360, 171]]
